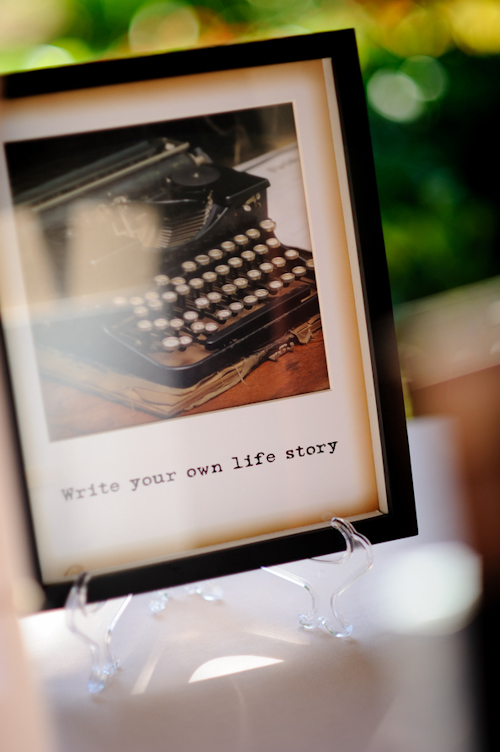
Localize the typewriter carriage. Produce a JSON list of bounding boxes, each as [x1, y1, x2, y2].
[[20, 139, 271, 286]]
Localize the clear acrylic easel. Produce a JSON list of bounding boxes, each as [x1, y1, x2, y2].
[[65, 572, 132, 694], [149, 579, 223, 613], [65, 517, 372, 692], [263, 518, 373, 637]]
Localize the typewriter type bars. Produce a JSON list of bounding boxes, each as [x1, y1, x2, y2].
[[20, 138, 320, 388]]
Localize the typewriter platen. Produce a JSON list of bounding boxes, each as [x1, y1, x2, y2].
[[24, 137, 320, 389]]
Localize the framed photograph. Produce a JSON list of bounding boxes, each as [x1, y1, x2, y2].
[[0, 29, 416, 608]]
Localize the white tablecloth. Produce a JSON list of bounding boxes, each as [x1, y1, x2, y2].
[[21, 417, 481, 752]]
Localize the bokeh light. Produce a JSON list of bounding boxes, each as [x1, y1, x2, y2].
[[129, 1, 200, 53], [0, 0, 69, 49], [374, 542, 482, 635], [448, 0, 500, 55], [367, 69, 424, 122], [22, 44, 75, 70], [400, 55, 448, 101], [373, 4, 451, 59]]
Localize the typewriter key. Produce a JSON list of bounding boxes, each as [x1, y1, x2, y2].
[[144, 290, 160, 301], [253, 244, 268, 258], [234, 234, 249, 249], [207, 291, 222, 311], [183, 310, 199, 325], [280, 272, 295, 287], [255, 288, 270, 302], [268, 279, 284, 295], [169, 318, 184, 333], [171, 276, 186, 287], [137, 319, 153, 332], [246, 228, 260, 241], [179, 335, 193, 351], [229, 301, 244, 316], [241, 250, 256, 269], [266, 237, 281, 254], [191, 321, 206, 336], [148, 299, 163, 314], [221, 283, 237, 299], [259, 219, 276, 235], [194, 254, 210, 267], [243, 294, 258, 309], [113, 296, 128, 308], [207, 291, 222, 304], [208, 249, 223, 263], [215, 308, 232, 324], [153, 318, 169, 331], [306, 258, 315, 278], [182, 260, 197, 275], [272, 256, 286, 271], [154, 274, 170, 288], [175, 284, 190, 308], [228, 257, 243, 278], [259, 262, 274, 282], [189, 277, 204, 293], [202, 270, 217, 291], [194, 296, 210, 312], [162, 336, 180, 352], [204, 322, 219, 335], [130, 296, 145, 307], [215, 264, 230, 284], [247, 269, 262, 286], [134, 305, 149, 318], [221, 240, 236, 256], [161, 290, 177, 310], [284, 249, 300, 265], [292, 265, 307, 280], [234, 277, 249, 293]]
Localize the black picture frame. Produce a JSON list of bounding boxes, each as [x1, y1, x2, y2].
[[0, 29, 417, 609]]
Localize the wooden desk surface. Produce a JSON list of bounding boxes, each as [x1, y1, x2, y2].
[[41, 331, 329, 441]]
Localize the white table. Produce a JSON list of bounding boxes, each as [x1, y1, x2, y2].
[[21, 417, 482, 752]]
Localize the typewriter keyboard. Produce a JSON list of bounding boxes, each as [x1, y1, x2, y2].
[[35, 220, 320, 388], [101, 220, 319, 386]]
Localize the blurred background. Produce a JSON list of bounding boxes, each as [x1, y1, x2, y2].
[[1, 2, 500, 747]]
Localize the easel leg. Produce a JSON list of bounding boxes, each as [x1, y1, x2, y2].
[[65, 572, 132, 693], [263, 518, 373, 637]]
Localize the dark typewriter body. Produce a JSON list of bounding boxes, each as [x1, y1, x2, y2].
[[22, 138, 320, 389]]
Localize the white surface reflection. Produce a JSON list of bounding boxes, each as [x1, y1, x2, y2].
[[189, 655, 283, 683]]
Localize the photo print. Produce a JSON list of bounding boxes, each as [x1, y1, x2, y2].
[[5, 104, 329, 441]]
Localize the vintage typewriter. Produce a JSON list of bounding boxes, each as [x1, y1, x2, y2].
[[21, 137, 320, 388]]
